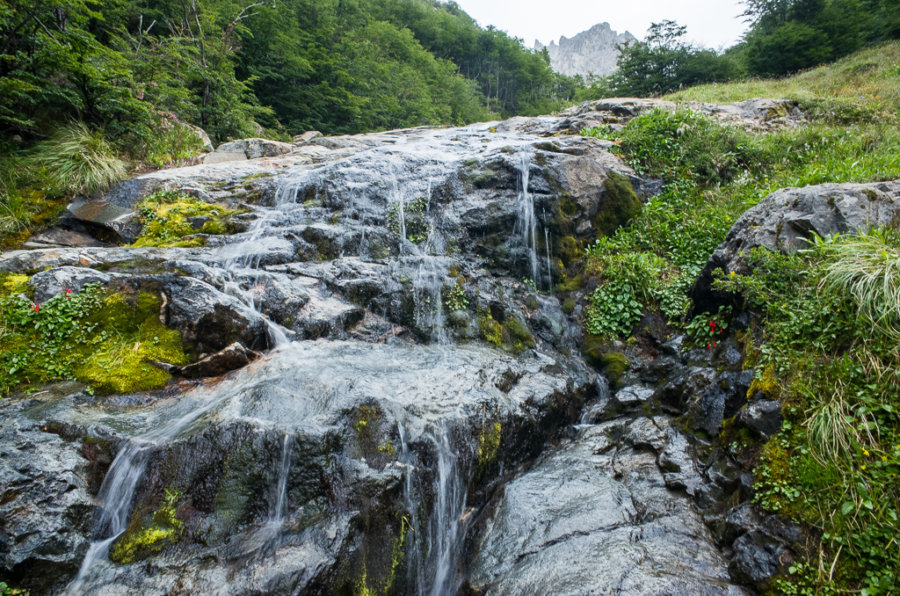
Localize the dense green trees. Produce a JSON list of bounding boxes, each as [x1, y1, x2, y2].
[[600, 20, 743, 98], [0, 0, 579, 147], [742, 0, 900, 77]]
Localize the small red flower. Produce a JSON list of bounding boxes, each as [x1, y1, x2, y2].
[[66, 288, 72, 294], [33, 303, 40, 312]]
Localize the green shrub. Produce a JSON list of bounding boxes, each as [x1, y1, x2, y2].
[[714, 233, 900, 593], [25, 123, 127, 197], [139, 118, 207, 168]]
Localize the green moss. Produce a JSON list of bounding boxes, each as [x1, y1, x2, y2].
[[478, 310, 503, 347], [748, 364, 780, 399], [561, 298, 576, 315], [600, 352, 630, 388], [0, 273, 29, 297], [502, 317, 536, 354], [132, 189, 239, 247], [593, 172, 641, 237], [476, 421, 502, 472], [556, 273, 583, 292], [73, 292, 188, 394], [478, 311, 535, 354], [110, 489, 183, 564], [556, 235, 581, 267]]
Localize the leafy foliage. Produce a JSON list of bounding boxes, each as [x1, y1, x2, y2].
[[715, 235, 900, 593], [0, 279, 187, 396], [609, 20, 742, 97]]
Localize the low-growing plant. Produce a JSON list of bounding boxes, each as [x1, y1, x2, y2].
[[818, 228, 900, 342], [0, 280, 187, 396]]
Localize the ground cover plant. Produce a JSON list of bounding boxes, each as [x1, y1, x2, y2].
[[0, 275, 188, 396], [580, 41, 900, 593]]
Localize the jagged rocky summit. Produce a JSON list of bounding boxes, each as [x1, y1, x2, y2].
[[0, 99, 847, 595], [535, 22, 636, 79]]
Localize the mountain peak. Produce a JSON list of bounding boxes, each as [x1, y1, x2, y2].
[[535, 23, 636, 79]]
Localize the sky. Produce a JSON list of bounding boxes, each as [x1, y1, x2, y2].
[[450, 0, 750, 51]]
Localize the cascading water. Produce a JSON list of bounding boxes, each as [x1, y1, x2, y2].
[[515, 153, 541, 290], [543, 209, 553, 292], [66, 384, 241, 594], [399, 423, 469, 596]]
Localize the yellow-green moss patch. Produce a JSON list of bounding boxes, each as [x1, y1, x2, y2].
[[110, 489, 184, 564], [73, 292, 188, 394], [132, 189, 241, 247]]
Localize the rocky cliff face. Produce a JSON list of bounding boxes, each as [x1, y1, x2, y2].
[[0, 101, 821, 595], [535, 22, 636, 78]]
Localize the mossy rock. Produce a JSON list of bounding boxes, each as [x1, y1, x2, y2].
[[476, 421, 503, 474], [582, 335, 630, 388], [131, 189, 240, 248], [110, 490, 183, 564], [478, 311, 535, 355], [556, 235, 581, 267], [600, 352, 630, 389], [73, 291, 188, 394], [593, 171, 641, 237], [561, 298, 576, 315]]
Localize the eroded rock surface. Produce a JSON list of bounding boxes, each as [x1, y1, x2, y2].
[[467, 419, 748, 595]]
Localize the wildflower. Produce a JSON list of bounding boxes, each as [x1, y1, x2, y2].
[[863, 449, 870, 457], [861, 465, 866, 471], [882, 456, 888, 462], [66, 288, 72, 294], [33, 303, 40, 312], [729, 271, 736, 276]]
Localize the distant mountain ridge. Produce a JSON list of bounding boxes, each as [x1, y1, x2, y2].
[[535, 22, 636, 79]]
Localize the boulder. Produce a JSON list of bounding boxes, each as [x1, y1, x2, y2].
[[28, 266, 113, 303], [693, 180, 900, 313], [687, 98, 805, 131], [292, 131, 322, 144], [161, 276, 271, 353], [214, 138, 292, 160], [737, 400, 783, 438], [467, 420, 747, 595], [168, 342, 258, 379], [0, 402, 95, 594]]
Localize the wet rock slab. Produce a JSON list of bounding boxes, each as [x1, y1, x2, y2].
[[467, 418, 748, 596]]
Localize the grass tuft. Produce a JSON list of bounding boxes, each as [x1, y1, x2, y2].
[[25, 122, 127, 197]]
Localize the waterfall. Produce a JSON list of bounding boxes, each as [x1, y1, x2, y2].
[[399, 423, 468, 596], [65, 378, 254, 593], [543, 210, 553, 292], [427, 426, 466, 596], [515, 154, 540, 289]]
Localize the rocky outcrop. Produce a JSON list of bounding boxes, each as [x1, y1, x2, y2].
[[0, 391, 95, 593], [686, 98, 806, 131], [467, 419, 748, 595], [535, 23, 636, 78], [693, 180, 900, 312], [0, 109, 806, 595]]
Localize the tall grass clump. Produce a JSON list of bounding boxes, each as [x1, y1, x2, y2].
[[819, 229, 900, 342], [26, 123, 127, 197]]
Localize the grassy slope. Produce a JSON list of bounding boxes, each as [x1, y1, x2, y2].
[[580, 42, 900, 594], [666, 41, 900, 119]]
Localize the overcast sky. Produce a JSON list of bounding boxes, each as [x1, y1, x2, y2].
[[450, 0, 750, 51]]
